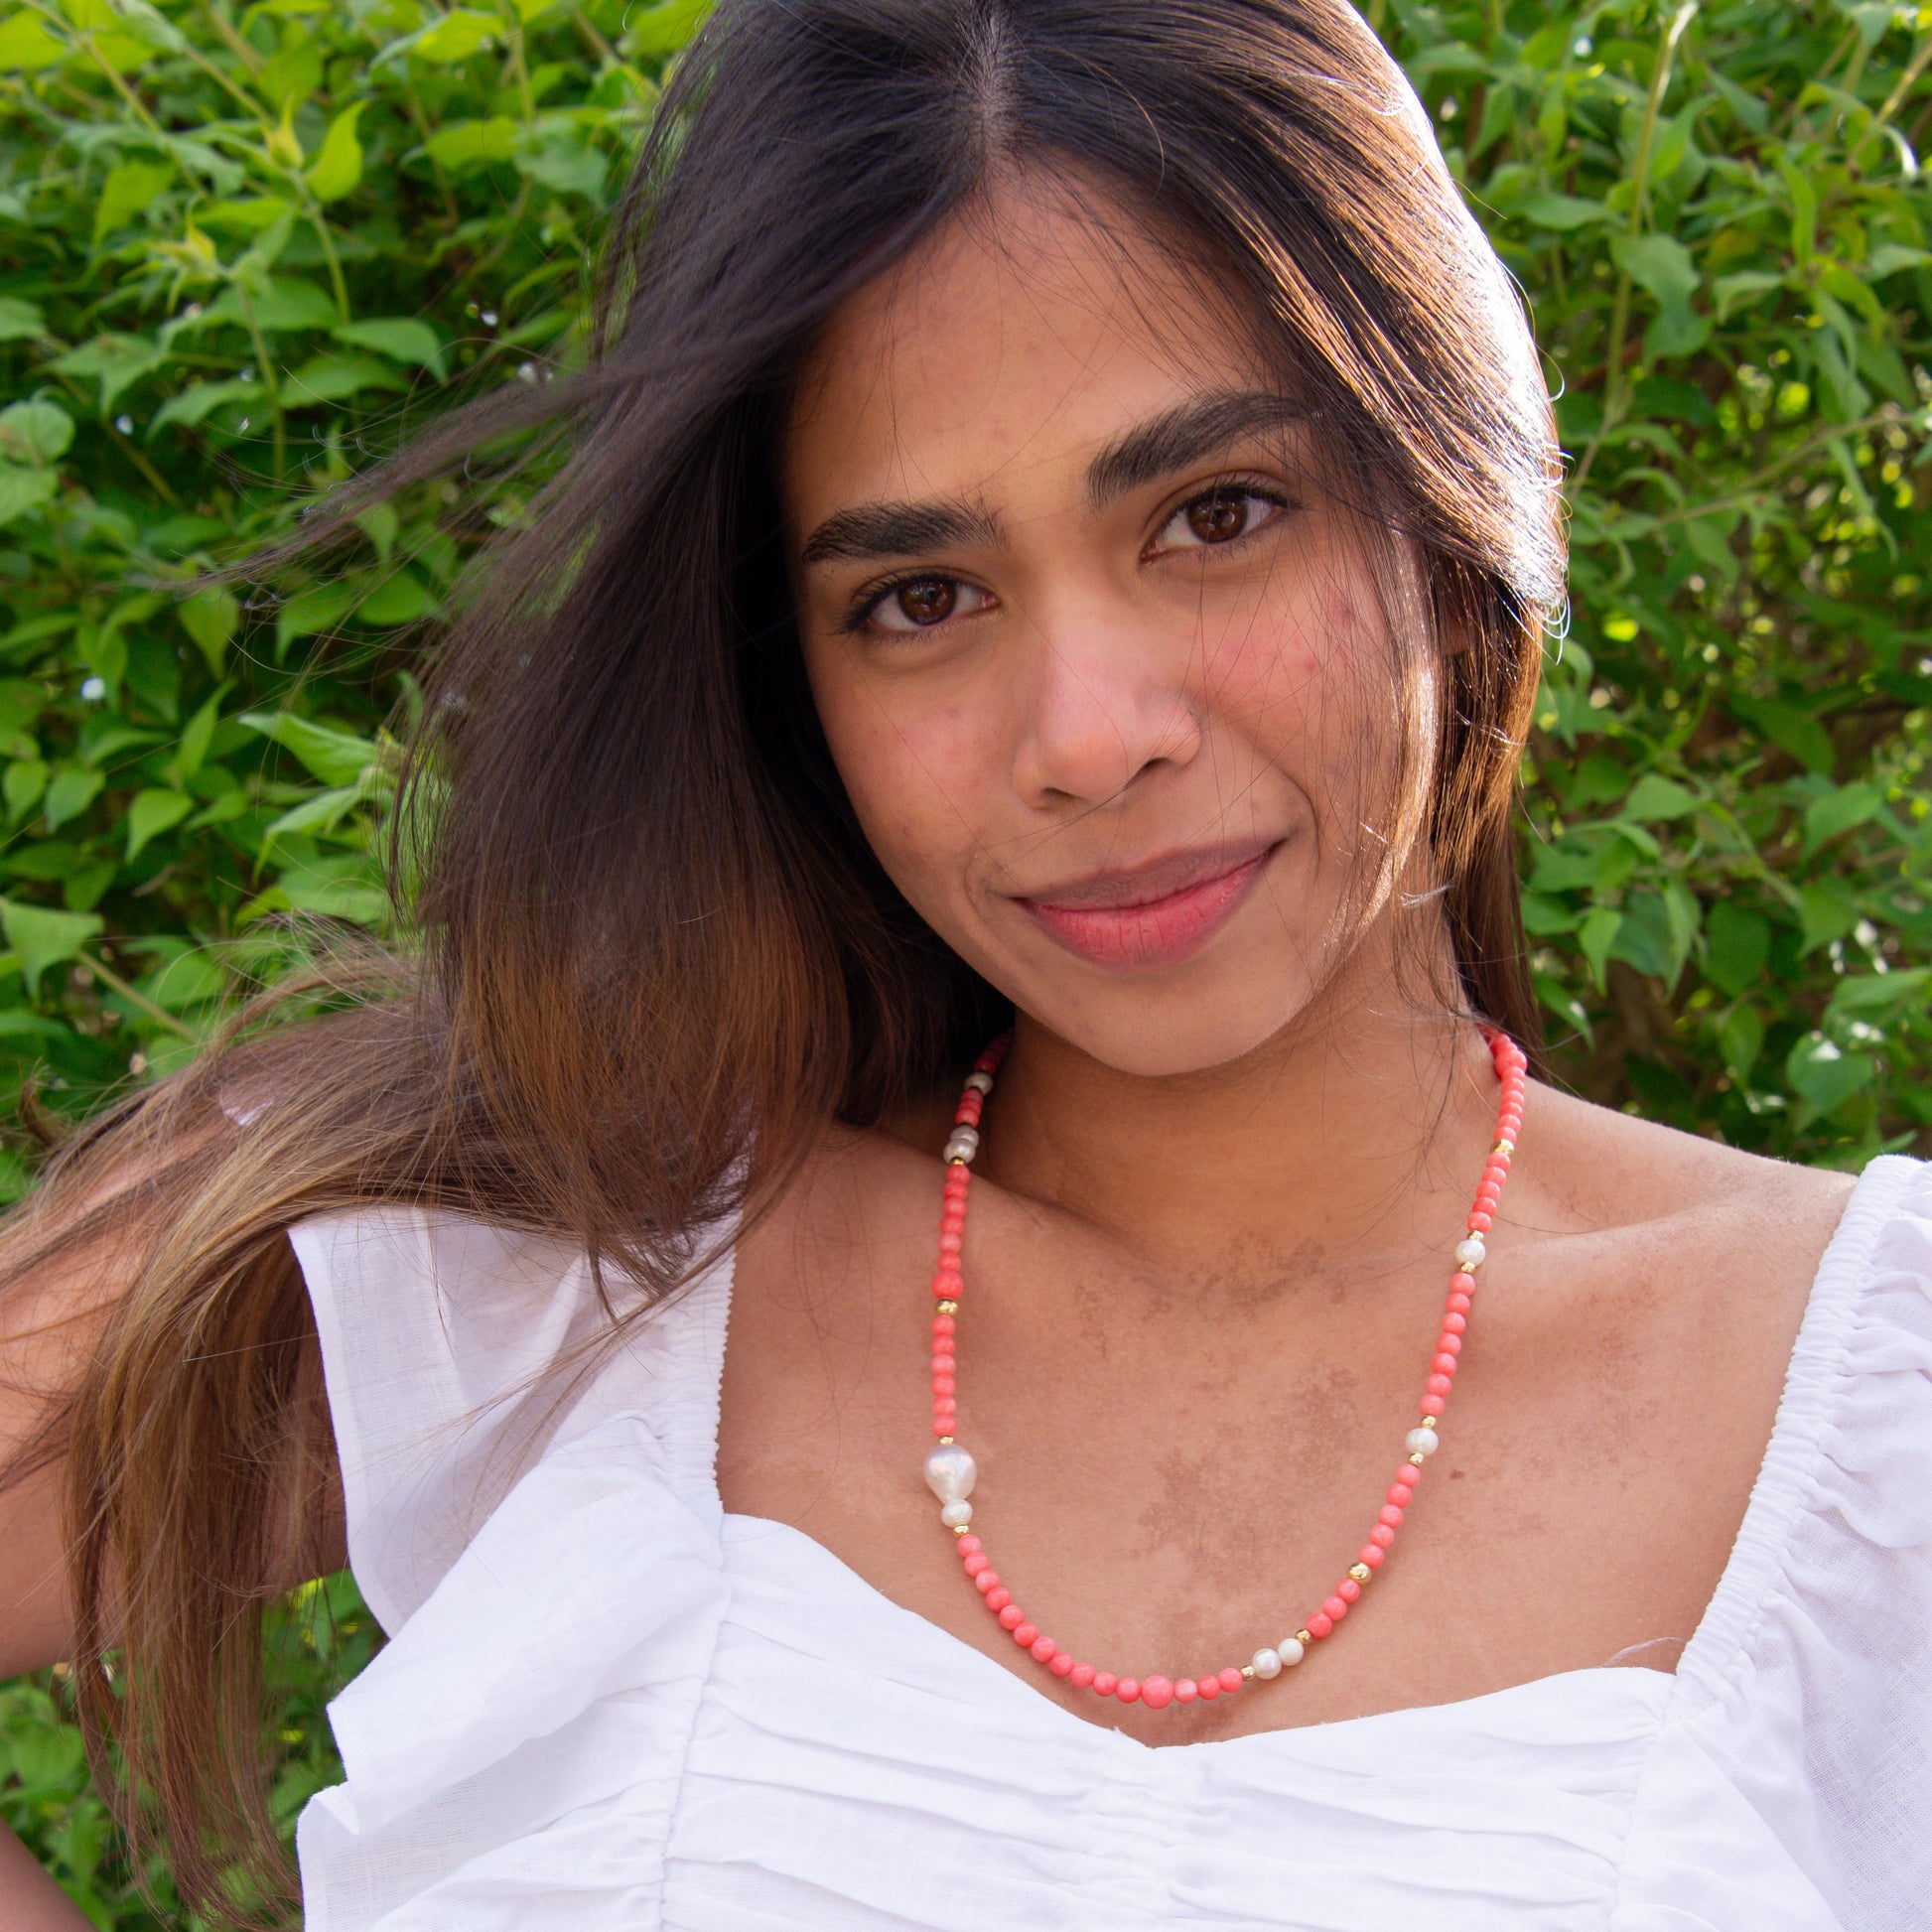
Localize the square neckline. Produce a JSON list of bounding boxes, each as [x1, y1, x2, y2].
[[702, 1156, 1910, 1755]]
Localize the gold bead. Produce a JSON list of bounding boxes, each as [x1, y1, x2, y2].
[[1409, 1450, 1427, 1465], [1348, 1563, 1372, 1584], [1295, 1628, 1312, 1646], [1241, 1664, 1256, 1680], [936, 1300, 958, 1314], [1493, 1137, 1514, 1155], [951, 1522, 971, 1535], [1420, 1416, 1437, 1429], [937, 1435, 954, 1445]]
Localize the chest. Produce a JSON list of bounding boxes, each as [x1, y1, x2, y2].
[[714, 1174, 1798, 1742]]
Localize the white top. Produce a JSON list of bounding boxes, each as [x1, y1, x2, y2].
[[289, 1155, 1932, 1931]]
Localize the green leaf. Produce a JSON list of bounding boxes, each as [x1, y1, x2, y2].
[[4, 758, 47, 820], [0, 465, 57, 525], [1621, 773, 1699, 821], [306, 101, 364, 203], [1609, 232, 1707, 357], [621, 0, 709, 57], [125, 787, 194, 859], [49, 333, 166, 414], [0, 10, 64, 69], [0, 899, 102, 998], [270, 583, 354, 656], [1718, 1003, 1763, 1082], [42, 766, 103, 830], [414, 7, 497, 60], [1519, 194, 1610, 230], [0, 399, 73, 466], [1703, 900, 1768, 999], [515, 131, 607, 200], [1726, 695, 1835, 776], [93, 157, 172, 240], [1785, 1033, 1873, 1122], [1801, 782, 1882, 855], [280, 354, 406, 405], [424, 115, 520, 169], [267, 855, 387, 923], [332, 316, 446, 380], [1578, 904, 1621, 990], [354, 571, 436, 625], [178, 585, 239, 675], [148, 378, 261, 435], [1796, 881, 1858, 956], [207, 276, 340, 332], [0, 295, 44, 342], [237, 709, 376, 785]]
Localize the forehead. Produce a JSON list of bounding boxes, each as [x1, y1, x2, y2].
[[783, 171, 1267, 520]]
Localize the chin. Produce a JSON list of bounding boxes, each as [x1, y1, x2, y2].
[[1023, 974, 1316, 1080]]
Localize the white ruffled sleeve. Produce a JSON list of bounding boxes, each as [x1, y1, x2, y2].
[[288, 1207, 734, 1931], [1617, 1154, 1932, 1928]]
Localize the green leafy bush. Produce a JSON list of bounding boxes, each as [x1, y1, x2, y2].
[[0, 0, 1926, 1921]]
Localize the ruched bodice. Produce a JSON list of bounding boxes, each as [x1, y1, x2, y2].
[[290, 1157, 1932, 1929]]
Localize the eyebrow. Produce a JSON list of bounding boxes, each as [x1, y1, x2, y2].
[[798, 498, 1005, 565], [795, 387, 1309, 567], [1084, 389, 1311, 508]]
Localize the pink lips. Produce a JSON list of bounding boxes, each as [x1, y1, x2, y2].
[[1017, 842, 1278, 971]]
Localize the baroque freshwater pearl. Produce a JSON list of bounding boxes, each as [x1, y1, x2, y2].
[[1405, 1426, 1440, 1456], [924, 1444, 977, 1503], [940, 1499, 973, 1527]]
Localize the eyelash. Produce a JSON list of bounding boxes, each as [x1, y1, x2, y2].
[[837, 569, 962, 636], [837, 478, 1297, 636]]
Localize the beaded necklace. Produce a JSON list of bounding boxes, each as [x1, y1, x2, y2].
[[922, 1027, 1527, 1712]]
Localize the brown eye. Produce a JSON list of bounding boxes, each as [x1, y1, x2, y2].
[[1153, 485, 1289, 558], [1186, 489, 1252, 543], [862, 576, 993, 634], [896, 578, 956, 625]]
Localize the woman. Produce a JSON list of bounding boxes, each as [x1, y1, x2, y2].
[[1, 0, 1924, 1926]]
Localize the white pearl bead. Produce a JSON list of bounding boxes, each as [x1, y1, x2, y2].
[[1277, 1638, 1306, 1667], [1250, 1647, 1282, 1679], [1405, 1426, 1440, 1456], [963, 1071, 994, 1094], [923, 1444, 977, 1503], [1454, 1235, 1486, 1269], [943, 1127, 980, 1163], [940, 1499, 973, 1527]]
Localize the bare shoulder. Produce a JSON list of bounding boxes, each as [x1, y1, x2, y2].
[[1505, 1079, 1862, 1382], [1520, 1078, 1858, 1248]]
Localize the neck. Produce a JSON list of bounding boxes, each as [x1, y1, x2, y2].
[[980, 941, 1506, 1287]]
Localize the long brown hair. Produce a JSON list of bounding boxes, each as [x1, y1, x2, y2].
[[0, 0, 1563, 1919]]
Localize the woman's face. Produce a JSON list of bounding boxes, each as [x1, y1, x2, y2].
[[784, 175, 1418, 1078]]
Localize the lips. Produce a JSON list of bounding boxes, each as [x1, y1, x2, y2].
[[1015, 840, 1280, 971]]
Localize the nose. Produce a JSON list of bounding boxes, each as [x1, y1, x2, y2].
[[1010, 602, 1203, 808]]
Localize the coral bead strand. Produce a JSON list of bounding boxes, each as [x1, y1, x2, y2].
[[920, 1027, 1525, 1706]]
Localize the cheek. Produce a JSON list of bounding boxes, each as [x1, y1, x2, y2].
[[806, 657, 1003, 896]]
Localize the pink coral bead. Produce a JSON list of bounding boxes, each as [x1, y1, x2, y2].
[[1092, 1672, 1118, 1698], [1070, 1663, 1095, 1688], [1218, 1667, 1244, 1694], [1115, 1677, 1140, 1704], [1140, 1677, 1173, 1710], [998, 1604, 1025, 1630]]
